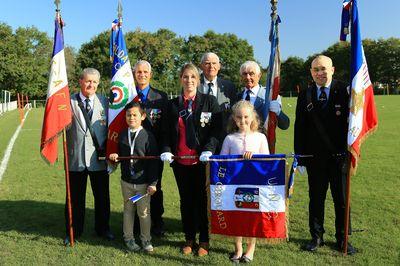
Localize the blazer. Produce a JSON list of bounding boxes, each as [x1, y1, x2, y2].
[[162, 92, 222, 155], [66, 93, 108, 172], [139, 86, 168, 149], [237, 86, 290, 130], [294, 80, 350, 163], [199, 75, 237, 144], [118, 128, 159, 185]]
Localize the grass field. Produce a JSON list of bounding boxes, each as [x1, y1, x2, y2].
[[0, 96, 399, 265]]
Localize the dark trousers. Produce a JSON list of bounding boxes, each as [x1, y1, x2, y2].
[[307, 156, 351, 241], [150, 161, 164, 228], [172, 162, 209, 243], [65, 170, 110, 237]]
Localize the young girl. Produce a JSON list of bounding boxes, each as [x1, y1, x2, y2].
[[220, 100, 269, 263]]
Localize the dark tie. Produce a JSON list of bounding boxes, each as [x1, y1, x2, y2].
[[185, 99, 196, 149], [208, 82, 214, 96], [319, 87, 327, 108], [137, 91, 145, 102], [245, 90, 251, 101], [85, 98, 92, 118], [130, 131, 136, 143]]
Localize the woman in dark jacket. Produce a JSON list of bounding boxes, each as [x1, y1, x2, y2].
[[160, 63, 222, 256]]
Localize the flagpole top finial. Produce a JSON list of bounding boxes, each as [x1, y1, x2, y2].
[[54, 0, 61, 11], [117, 0, 123, 22], [270, 0, 278, 19]]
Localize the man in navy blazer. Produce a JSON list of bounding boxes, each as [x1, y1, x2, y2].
[[237, 60, 289, 132]]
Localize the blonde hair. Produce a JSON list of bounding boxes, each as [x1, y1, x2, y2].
[[179, 63, 200, 81], [227, 100, 260, 134]]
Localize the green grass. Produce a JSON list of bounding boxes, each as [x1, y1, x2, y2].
[[0, 96, 399, 265]]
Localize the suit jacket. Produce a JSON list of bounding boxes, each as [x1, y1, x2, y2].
[[118, 128, 159, 185], [237, 86, 290, 130], [66, 93, 108, 172], [138, 86, 168, 149], [294, 80, 350, 164], [162, 92, 222, 155]]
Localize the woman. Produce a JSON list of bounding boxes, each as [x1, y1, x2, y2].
[[160, 63, 221, 256]]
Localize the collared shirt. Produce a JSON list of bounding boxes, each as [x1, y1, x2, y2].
[[136, 85, 150, 102], [316, 83, 331, 101], [242, 84, 261, 104], [79, 92, 95, 110], [203, 76, 218, 96]]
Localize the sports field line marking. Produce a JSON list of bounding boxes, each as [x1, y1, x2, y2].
[[0, 109, 31, 182]]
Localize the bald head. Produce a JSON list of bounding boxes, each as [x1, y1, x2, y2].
[[310, 55, 335, 87]]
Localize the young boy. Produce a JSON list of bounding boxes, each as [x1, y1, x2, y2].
[[109, 101, 158, 252]]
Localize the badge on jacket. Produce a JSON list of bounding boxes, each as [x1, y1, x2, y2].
[[335, 104, 341, 116], [100, 110, 107, 126], [150, 108, 161, 122], [200, 112, 212, 127]]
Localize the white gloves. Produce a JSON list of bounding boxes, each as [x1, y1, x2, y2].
[[297, 166, 306, 175], [199, 151, 212, 162], [160, 152, 174, 163], [269, 100, 281, 115]]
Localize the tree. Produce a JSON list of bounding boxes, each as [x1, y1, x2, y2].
[[280, 56, 306, 94]]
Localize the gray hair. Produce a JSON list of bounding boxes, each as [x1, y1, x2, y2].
[[80, 68, 100, 80], [200, 52, 220, 64], [239, 61, 261, 75], [132, 60, 152, 73]]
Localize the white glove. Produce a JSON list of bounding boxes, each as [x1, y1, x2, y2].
[[297, 166, 306, 175], [199, 151, 212, 162], [269, 100, 281, 115], [160, 152, 174, 163]]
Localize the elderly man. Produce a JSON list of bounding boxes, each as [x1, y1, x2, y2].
[[199, 52, 236, 144], [64, 68, 113, 244], [133, 60, 168, 236], [238, 60, 289, 131], [294, 55, 355, 254]]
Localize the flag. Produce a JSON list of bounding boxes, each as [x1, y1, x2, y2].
[[209, 154, 287, 239], [287, 156, 298, 198], [264, 15, 281, 154], [40, 12, 72, 164], [128, 194, 147, 204], [341, 0, 378, 175], [107, 18, 136, 157]]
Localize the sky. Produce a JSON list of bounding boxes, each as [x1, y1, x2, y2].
[[1, 0, 399, 67]]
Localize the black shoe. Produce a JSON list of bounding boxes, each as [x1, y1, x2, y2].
[[64, 236, 70, 246], [337, 240, 357, 255], [98, 230, 115, 241], [304, 238, 324, 252]]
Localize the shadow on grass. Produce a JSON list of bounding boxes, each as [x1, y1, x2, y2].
[[0, 200, 183, 249]]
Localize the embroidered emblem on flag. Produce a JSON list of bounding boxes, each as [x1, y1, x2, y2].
[[234, 187, 259, 209], [110, 81, 129, 109]]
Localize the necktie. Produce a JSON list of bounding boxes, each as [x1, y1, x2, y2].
[[245, 90, 251, 101], [185, 99, 196, 149], [138, 91, 144, 102], [208, 82, 214, 96], [85, 98, 92, 118], [130, 131, 136, 143], [319, 87, 327, 108]]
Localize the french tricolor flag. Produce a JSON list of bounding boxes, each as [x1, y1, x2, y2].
[[209, 155, 287, 239]]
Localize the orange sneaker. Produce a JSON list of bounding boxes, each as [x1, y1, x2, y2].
[[198, 242, 209, 257], [182, 240, 194, 255]]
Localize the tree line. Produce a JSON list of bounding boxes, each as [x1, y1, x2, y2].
[[0, 22, 399, 98]]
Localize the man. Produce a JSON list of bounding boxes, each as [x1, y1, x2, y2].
[[294, 55, 355, 254], [238, 60, 289, 132], [133, 60, 168, 236], [199, 52, 237, 145], [65, 68, 113, 244]]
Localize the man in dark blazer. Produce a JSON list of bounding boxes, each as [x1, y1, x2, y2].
[[199, 52, 237, 149], [133, 60, 168, 236], [238, 61, 289, 132], [64, 68, 113, 244], [294, 55, 355, 254]]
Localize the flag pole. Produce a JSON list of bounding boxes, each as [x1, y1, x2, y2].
[[343, 156, 351, 255]]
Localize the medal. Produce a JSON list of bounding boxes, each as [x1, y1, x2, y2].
[[336, 110, 341, 116], [204, 118, 209, 124], [200, 118, 205, 123], [201, 122, 205, 127]]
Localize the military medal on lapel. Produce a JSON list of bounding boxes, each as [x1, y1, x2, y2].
[[150, 108, 161, 122], [200, 112, 212, 127], [335, 104, 341, 116], [100, 110, 107, 126]]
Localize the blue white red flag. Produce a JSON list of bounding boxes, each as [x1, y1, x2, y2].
[[128, 194, 147, 204], [340, 0, 378, 175], [264, 15, 281, 154], [209, 154, 287, 239], [107, 18, 136, 157], [40, 12, 72, 164]]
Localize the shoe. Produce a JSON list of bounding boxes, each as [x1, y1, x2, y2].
[[229, 252, 242, 263], [337, 240, 357, 255], [99, 230, 115, 241], [198, 242, 209, 257], [182, 240, 194, 255], [125, 239, 141, 252], [63, 235, 79, 246], [240, 255, 253, 263], [142, 240, 154, 253], [304, 238, 324, 252]]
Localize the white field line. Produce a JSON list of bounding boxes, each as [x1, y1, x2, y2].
[[0, 109, 31, 182]]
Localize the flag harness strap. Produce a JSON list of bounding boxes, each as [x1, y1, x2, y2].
[[75, 94, 105, 159]]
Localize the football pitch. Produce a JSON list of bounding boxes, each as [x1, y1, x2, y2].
[[0, 96, 399, 265]]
